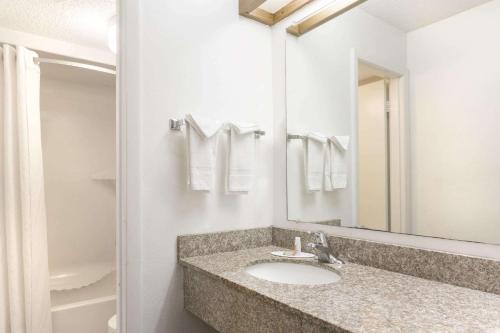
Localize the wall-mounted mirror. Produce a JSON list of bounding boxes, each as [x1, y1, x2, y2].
[[286, 0, 500, 244]]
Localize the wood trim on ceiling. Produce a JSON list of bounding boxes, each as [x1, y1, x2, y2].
[[242, 7, 275, 25], [239, 0, 315, 26], [287, 0, 368, 36]]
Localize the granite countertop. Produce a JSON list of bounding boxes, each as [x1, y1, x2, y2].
[[180, 246, 500, 333]]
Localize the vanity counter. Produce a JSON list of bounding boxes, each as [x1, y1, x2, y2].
[[180, 246, 500, 333]]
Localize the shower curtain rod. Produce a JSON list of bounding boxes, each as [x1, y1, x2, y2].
[[34, 57, 116, 75]]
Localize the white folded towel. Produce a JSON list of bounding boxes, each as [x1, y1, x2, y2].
[[324, 145, 333, 191], [329, 135, 350, 189], [304, 132, 327, 192], [185, 114, 222, 138], [228, 121, 259, 135], [185, 114, 223, 191], [226, 121, 258, 193]]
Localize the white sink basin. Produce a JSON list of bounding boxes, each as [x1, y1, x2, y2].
[[245, 262, 341, 285]]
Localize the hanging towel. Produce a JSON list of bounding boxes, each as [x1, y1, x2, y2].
[[329, 136, 350, 189], [304, 133, 327, 192], [324, 145, 333, 191], [228, 121, 259, 135], [226, 121, 258, 193], [185, 114, 223, 191], [185, 113, 222, 138]]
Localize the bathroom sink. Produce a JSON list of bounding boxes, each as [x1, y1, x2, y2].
[[245, 262, 341, 285]]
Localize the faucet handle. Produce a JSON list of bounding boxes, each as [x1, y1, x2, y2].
[[328, 254, 345, 265], [309, 231, 328, 246]]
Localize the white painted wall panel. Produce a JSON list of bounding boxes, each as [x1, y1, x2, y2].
[[407, 0, 500, 243]]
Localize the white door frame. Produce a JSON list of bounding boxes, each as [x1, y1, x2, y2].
[[350, 49, 410, 233], [117, 0, 142, 331]]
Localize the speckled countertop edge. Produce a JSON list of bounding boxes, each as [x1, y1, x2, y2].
[[180, 246, 500, 333], [181, 246, 350, 331]]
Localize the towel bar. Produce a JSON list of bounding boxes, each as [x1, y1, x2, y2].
[[287, 134, 307, 140], [169, 118, 266, 138], [169, 118, 186, 131]]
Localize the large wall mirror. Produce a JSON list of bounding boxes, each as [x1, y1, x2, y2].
[[286, 0, 500, 244]]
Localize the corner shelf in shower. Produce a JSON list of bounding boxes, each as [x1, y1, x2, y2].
[[50, 262, 115, 291], [91, 168, 116, 181]]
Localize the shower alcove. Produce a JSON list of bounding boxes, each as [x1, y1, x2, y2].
[[39, 52, 116, 333]]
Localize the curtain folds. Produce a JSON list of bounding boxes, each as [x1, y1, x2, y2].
[[0, 44, 52, 333]]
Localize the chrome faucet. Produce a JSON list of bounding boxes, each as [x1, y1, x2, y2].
[[307, 231, 344, 265]]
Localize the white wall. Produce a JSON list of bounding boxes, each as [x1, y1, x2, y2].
[[41, 72, 116, 273], [122, 0, 500, 331], [285, 7, 406, 226], [407, 0, 500, 244], [124, 0, 274, 332]]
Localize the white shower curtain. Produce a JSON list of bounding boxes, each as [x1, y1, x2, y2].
[[0, 45, 52, 333]]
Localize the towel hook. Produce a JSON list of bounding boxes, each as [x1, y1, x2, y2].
[[169, 118, 185, 131]]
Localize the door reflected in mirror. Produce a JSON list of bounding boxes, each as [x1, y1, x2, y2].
[[286, 0, 500, 245]]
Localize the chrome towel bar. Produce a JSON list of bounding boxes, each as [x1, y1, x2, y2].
[[169, 118, 266, 138]]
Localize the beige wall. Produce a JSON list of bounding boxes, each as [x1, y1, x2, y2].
[[358, 80, 388, 231]]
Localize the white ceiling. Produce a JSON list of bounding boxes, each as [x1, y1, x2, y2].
[[259, 0, 293, 13], [0, 0, 492, 50], [360, 0, 493, 32], [0, 0, 115, 50]]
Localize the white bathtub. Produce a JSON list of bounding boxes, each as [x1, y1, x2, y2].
[[50, 270, 116, 333], [52, 295, 116, 333]]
